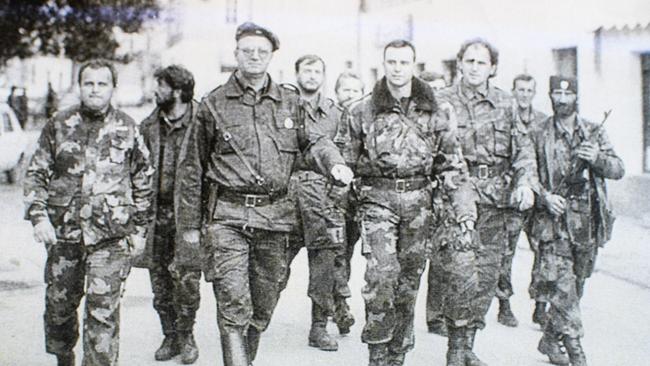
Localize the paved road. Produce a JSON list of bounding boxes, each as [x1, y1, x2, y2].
[[2, 181, 649, 365]]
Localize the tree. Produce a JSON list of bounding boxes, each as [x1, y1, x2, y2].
[[0, 0, 160, 66]]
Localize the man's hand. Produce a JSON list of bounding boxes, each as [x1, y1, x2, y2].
[[544, 194, 566, 217], [575, 142, 599, 164], [128, 228, 147, 257], [512, 186, 535, 211], [33, 219, 57, 245], [331, 164, 354, 186]]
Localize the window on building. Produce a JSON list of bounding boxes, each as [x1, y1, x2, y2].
[[226, 0, 237, 24], [370, 68, 378, 85], [442, 59, 457, 85], [416, 62, 425, 73], [641, 53, 650, 172], [345, 60, 354, 69], [2, 113, 12, 133], [552, 47, 577, 77]]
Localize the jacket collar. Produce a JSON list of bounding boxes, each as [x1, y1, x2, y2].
[[459, 80, 499, 107], [371, 77, 436, 114], [224, 71, 281, 102]]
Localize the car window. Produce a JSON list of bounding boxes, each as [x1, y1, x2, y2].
[[2, 112, 12, 132]]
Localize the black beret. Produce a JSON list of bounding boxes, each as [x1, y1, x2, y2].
[[549, 75, 577, 93], [235, 22, 280, 51]]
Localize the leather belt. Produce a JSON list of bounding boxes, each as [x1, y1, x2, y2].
[[360, 176, 430, 193], [218, 188, 287, 207], [468, 164, 505, 179]]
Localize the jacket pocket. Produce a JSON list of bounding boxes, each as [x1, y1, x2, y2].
[[493, 121, 512, 158]]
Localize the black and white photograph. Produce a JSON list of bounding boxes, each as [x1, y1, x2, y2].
[[1, 0, 649, 365]]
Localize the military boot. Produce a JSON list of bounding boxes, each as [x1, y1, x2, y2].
[[563, 337, 588, 366], [308, 303, 338, 351], [427, 317, 449, 337], [497, 299, 518, 327], [537, 332, 569, 365], [221, 330, 250, 366], [465, 327, 488, 366], [155, 334, 179, 361], [177, 332, 199, 364], [333, 297, 355, 335], [532, 301, 548, 327], [368, 343, 389, 366], [446, 326, 465, 366], [247, 326, 261, 362], [56, 352, 75, 366]]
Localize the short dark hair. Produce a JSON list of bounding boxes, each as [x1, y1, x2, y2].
[[78, 59, 118, 87], [456, 38, 499, 66], [294, 54, 326, 73], [383, 39, 416, 61], [335, 71, 365, 93], [154, 65, 195, 103], [512, 74, 536, 89], [419, 71, 445, 83]]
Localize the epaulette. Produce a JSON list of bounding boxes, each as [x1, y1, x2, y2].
[[280, 83, 300, 94]]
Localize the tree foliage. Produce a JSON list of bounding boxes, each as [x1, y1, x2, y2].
[[0, 0, 159, 65]]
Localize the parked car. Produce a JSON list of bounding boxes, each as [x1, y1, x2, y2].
[[0, 103, 28, 184]]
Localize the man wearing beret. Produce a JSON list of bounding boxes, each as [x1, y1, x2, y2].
[[529, 76, 623, 366], [176, 22, 353, 366]]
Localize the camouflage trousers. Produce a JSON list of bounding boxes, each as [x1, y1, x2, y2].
[[149, 208, 201, 336], [473, 206, 518, 329], [425, 253, 445, 325], [538, 238, 592, 338], [43, 238, 132, 366], [333, 210, 360, 300], [357, 186, 431, 354], [284, 171, 348, 314], [203, 222, 290, 336]]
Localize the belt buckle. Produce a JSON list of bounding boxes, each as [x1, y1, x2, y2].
[[244, 195, 257, 208], [478, 165, 489, 180], [395, 179, 407, 193]]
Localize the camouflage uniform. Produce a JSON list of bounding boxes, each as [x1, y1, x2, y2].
[[283, 95, 349, 337], [436, 82, 537, 331], [138, 104, 202, 345], [176, 71, 346, 364], [496, 107, 547, 304], [529, 115, 623, 339], [24, 105, 153, 365], [347, 77, 476, 361]]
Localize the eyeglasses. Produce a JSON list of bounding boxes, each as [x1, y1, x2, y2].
[[237, 47, 271, 58]]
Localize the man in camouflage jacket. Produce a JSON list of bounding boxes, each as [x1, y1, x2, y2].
[[23, 59, 153, 366], [347, 40, 477, 366], [435, 38, 537, 366], [531, 76, 624, 366]]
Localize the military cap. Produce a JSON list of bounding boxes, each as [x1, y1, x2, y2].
[[549, 75, 577, 93], [235, 22, 280, 51]]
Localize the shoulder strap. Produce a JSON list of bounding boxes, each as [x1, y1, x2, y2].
[[203, 101, 269, 192]]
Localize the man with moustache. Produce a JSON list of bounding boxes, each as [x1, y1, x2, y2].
[[530, 76, 623, 366], [436, 39, 537, 366], [283, 54, 349, 351], [347, 39, 476, 366], [495, 73, 549, 328], [138, 65, 202, 364], [24, 59, 153, 366], [176, 23, 353, 366]]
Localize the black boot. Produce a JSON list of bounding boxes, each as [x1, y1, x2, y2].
[[387, 350, 405, 366], [155, 334, 179, 361], [532, 301, 548, 327], [497, 299, 518, 327], [333, 297, 355, 335], [563, 336, 588, 366], [247, 326, 261, 363], [465, 327, 487, 366], [537, 331, 569, 365], [220, 330, 250, 366], [446, 326, 465, 366], [308, 303, 338, 351], [177, 332, 199, 364], [368, 343, 389, 366], [427, 317, 449, 337], [56, 352, 75, 366]]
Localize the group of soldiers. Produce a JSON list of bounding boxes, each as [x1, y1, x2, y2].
[[23, 20, 624, 366]]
